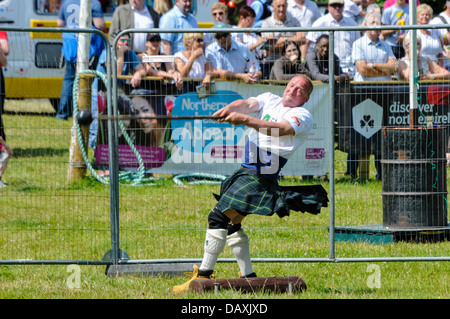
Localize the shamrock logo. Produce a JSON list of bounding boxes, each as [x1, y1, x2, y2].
[[360, 115, 374, 132]]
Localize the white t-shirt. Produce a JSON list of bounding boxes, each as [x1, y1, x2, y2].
[[132, 6, 155, 53], [247, 92, 313, 160], [306, 13, 360, 73]]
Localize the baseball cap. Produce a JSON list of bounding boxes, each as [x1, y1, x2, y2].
[[146, 33, 161, 41], [213, 22, 230, 34], [328, 0, 344, 5]]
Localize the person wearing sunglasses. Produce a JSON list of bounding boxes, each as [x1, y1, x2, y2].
[[174, 33, 216, 90], [211, 2, 230, 26], [205, 23, 262, 84], [112, 31, 147, 93]]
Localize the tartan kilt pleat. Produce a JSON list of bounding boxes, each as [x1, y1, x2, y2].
[[215, 167, 289, 217], [213, 168, 329, 218]]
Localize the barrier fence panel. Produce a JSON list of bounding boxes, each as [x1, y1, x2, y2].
[[0, 28, 112, 264], [109, 25, 449, 265], [0, 24, 449, 268]]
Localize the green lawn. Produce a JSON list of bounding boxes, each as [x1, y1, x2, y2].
[[0, 106, 449, 299]]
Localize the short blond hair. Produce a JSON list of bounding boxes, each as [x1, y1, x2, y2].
[[417, 4, 433, 16], [212, 2, 228, 13], [403, 35, 422, 50], [183, 32, 204, 48]]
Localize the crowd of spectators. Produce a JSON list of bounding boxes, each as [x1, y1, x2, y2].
[[104, 0, 450, 91], [82, 0, 450, 178]]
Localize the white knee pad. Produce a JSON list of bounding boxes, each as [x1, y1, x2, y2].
[[226, 229, 249, 247], [204, 229, 227, 254]]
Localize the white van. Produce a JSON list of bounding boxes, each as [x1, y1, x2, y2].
[[0, 0, 215, 108]]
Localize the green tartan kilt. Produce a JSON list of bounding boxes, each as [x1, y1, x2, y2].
[[215, 167, 289, 217]]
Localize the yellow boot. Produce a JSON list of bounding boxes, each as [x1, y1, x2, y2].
[[172, 265, 213, 294]]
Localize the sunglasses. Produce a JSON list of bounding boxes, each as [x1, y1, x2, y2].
[[149, 37, 161, 42], [120, 38, 131, 43], [215, 33, 229, 40], [194, 38, 204, 43], [330, 3, 344, 8], [213, 11, 224, 17]]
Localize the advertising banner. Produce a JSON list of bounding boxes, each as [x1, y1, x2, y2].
[[95, 81, 332, 177]]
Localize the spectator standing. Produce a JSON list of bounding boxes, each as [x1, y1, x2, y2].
[[174, 32, 215, 89], [111, 31, 147, 94], [153, 0, 173, 15], [287, 0, 322, 63], [0, 30, 9, 142], [383, 0, 419, 10], [250, 0, 272, 28], [352, 11, 398, 180], [306, 34, 349, 83], [414, 4, 445, 67], [358, 0, 381, 25], [108, 0, 161, 54], [211, 2, 231, 26], [430, 0, 450, 70], [305, 0, 360, 76], [205, 23, 262, 84], [381, 0, 409, 60], [232, 6, 267, 61], [142, 33, 183, 90], [344, 0, 364, 22], [269, 41, 312, 80], [352, 12, 398, 82], [159, 0, 198, 56], [261, 0, 304, 61], [287, 0, 322, 28], [398, 35, 450, 165], [56, 0, 106, 120], [397, 35, 450, 80], [0, 136, 12, 188], [261, 0, 304, 78]]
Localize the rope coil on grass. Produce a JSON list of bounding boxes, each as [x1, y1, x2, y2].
[[173, 173, 227, 186], [72, 69, 152, 186]]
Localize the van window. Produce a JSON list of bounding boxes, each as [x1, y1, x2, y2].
[[35, 42, 64, 69]]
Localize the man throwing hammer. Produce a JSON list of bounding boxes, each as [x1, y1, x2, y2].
[[173, 75, 327, 294]]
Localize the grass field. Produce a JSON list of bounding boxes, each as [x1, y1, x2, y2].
[[0, 101, 449, 300]]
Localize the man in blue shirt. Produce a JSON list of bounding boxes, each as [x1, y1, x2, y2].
[[381, 0, 409, 59], [205, 23, 262, 84], [159, 0, 198, 56], [352, 11, 398, 82], [251, 0, 272, 28], [56, 0, 106, 120]]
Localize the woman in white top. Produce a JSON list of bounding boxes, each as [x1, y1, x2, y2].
[[414, 4, 446, 67], [397, 35, 450, 80], [174, 33, 215, 86]]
